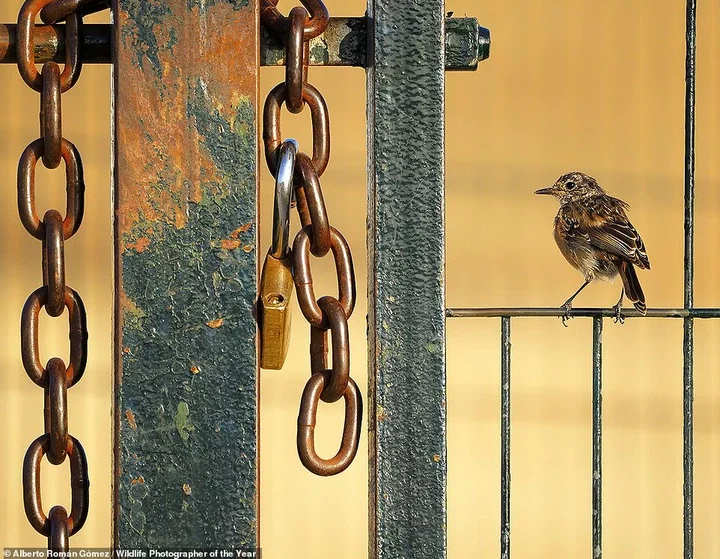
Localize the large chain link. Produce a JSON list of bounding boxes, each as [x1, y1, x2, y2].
[[261, 0, 362, 476], [15, 0, 107, 549]]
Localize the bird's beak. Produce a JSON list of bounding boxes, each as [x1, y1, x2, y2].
[[534, 186, 556, 195]]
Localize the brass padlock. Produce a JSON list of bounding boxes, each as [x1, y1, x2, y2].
[[259, 251, 294, 369], [259, 139, 298, 370]]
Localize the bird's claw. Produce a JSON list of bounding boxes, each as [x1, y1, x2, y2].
[[612, 304, 625, 324], [560, 301, 573, 327]]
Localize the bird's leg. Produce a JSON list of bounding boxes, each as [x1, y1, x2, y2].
[[612, 287, 625, 324], [560, 279, 591, 327]]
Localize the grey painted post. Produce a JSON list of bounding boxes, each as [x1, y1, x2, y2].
[[367, 1, 447, 557]]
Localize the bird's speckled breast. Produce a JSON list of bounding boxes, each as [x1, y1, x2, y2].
[[553, 207, 619, 281]]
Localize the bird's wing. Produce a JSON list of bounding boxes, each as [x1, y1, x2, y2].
[[580, 199, 650, 269]]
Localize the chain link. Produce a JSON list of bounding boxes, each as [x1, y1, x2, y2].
[[285, 7, 309, 114], [40, 0, 109, 24], [16, 0, 107, 548], [261, 0, 362, 476], [294, 153, 330, 256], [261, 0, 329, 40], [264, 82, 330, 178], [17, 0, 82, 92], [293, 226, 355, 328]]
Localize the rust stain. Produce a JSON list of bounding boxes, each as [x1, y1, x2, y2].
[[190, 365, 201, 375], [126, 236, 151, 253], [131, 476, 145, 485], [220, 239, 243, 251], [206, 318, 225, 329], [377, 405, 388, 422], [123, 347, 131, 354], [230, 223, 253, 238], [125, 409, 138, 430], [433, 454, 441, 463]]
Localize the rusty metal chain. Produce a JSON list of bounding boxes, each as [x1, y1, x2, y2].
[[261, 0, 362, 477], [40, 0, 109, 24], [16, 0, 107, 549]]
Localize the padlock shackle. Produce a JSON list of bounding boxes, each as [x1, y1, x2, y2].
[[271, 139, 298, 259]]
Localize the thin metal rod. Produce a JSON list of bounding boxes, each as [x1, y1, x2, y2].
[[683, 319, 694, 558], [684, 1, 696, 312], [446, 308, 720, 319], [500, 317, 511, 559], [683, 0, 696, 555], [592, 317, 603, 559]]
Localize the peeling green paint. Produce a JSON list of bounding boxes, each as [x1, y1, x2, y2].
[[175, 401, 195, 441], [187, 81, 256, 202], [119, 1, 172, 76]]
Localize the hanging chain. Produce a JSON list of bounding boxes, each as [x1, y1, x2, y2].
[[261, 0, 362, 477], [15, 0, 107, 549]]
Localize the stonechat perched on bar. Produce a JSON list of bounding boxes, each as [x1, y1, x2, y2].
[[535, 172, 650, 325]]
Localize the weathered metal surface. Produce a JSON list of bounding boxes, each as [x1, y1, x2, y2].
[[367, 0, 446, 556], [113, 0, 258, 547], [0, 18, 490, 70], [592, 317, 603, 559], [500, 317, 511, 559], [683, 1, 696, 557]]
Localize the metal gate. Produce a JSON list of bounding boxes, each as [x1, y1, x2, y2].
[[1, 0, 715, 557]]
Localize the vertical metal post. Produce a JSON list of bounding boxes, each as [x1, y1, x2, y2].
[[367, 0, 447, 556], [683, 1, 696, 556], [500, 317, 511, 559], [112, 0, 259, 547], [592, 317, 603, 559]]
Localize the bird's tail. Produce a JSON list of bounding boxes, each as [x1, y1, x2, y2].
[[618, 260, 646, 314]]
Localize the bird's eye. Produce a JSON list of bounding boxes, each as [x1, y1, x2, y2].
[[565, 181, 576, 190]]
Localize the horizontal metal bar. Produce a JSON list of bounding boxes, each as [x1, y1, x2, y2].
[[0, 18, 490, 69], [0, 23, 110, 64], [446, 307, 720, 319], [264, 16, 490, 70]]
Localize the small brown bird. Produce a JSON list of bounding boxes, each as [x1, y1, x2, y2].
[[535, 172, 650, 324]]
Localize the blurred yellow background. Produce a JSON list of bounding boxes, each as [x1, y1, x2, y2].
[[1, 0, 719, 557]]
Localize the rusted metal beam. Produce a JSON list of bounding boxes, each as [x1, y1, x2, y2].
[[113, 0, 258, 548], [0, 18, 491, 69]]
